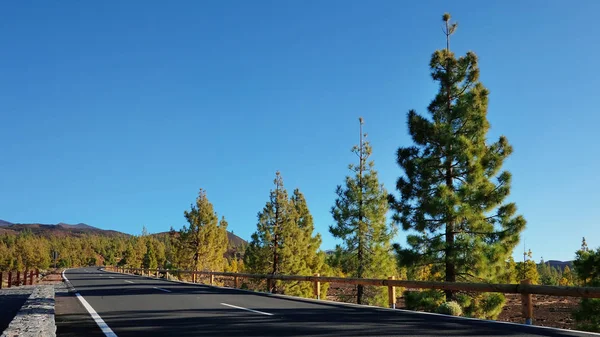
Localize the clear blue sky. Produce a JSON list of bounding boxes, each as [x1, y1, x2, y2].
[[1, 1, 598, 262]]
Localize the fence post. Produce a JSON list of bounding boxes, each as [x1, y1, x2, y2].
[[388, 276, 396, 309], [29, 270, 34, 285], [267, 278, 272, 293], [166, 270, 169, 280], [314, 273, 321, 300], [0, 271, 3, 289], [35, 269, 39, 279], [234, 276, 239, 289], [521, 279, 533, 325], [210, 271, 214, 286], [16, 271, 21, 286], [25, 270, 29, 285], [8, 271, 12, 288]]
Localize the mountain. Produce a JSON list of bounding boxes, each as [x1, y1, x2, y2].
[[1, 219, 248, 257], [545, 260, 573, 271], [0, 219, 13, 227], [0, 221, 125, 238]]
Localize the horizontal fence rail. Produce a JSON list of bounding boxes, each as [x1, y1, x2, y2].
[[106, 266, 600, 325]]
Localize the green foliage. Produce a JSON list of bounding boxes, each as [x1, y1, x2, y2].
[[330, 118, 397, 307], [498, 256, 517, 284], [389, 14, 524, 321], [389, 11, 525, 304], [404, 290, 445, 312], [459, 293, 505, 319], [574, 243, 600, 287], [180, 189, 229, 272], [437, 301, 462, 316], [560, 265, 574, 286], [537, 258, 563, 286], [573, 299, 600, 332], [573, 245, 600, 332], [244, 172, 325, 298], [515, 261, 540, 285], [143, 240, 158, 269]]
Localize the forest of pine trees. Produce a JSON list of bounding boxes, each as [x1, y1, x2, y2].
[[2, 13, 599, 330]]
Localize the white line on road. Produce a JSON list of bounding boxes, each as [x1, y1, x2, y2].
[[124, 280, 134, 284], [62, 270, 118, 337], [220, 303, 274, 316], [153, 287, 172, 293], [108, 276, 114, 279]]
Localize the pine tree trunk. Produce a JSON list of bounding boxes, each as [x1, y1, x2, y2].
[[272, 233, 278, 293], [444, 47, 456, 301], [357, 119, 365, 305], [272, 185, 280, 294], [444, 131, 456, 301], [357, 235, 364, 304]]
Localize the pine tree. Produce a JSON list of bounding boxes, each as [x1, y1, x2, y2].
[[181, 189, 229, 277], [388, 13, 526, 302], [143, 240, 158, 269], [124, 242, 137, 268], [515, 250, 539, 284], [582, 237, 589, 252], [330, 118, 397, 306], [282, 189, 326, 297], [560, 265, 574, 286], [573, 246, 600, 331], [245, 172, 324, 297]]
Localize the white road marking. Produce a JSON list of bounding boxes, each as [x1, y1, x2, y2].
[[62, 270, 118, 337], [153, 287, 172, 293], [108, 276, 114, 279], [124, 280, 134, 284], [220, 303, 274, 316]]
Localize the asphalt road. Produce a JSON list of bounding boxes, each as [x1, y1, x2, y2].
[[56, 267, 596, 337]]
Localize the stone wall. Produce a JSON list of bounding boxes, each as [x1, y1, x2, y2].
[[1, 285, 55, 337]]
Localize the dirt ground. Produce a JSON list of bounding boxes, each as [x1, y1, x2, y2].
[[497, 294, 578, 330], [39, 268, 65, 284], [327, 284, 579, 331]]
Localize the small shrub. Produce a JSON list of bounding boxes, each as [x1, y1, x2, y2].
[[456, 292, 505, 319], [573, 298, 600, 332], [404, 289, 445, 312], [437, 301, 462, 316]]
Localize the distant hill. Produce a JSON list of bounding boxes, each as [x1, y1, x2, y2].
[[0, 220, 126, 238], [0, 220, 248, 249], [0, 219, 13, 226], [545, 260, 573, 271]]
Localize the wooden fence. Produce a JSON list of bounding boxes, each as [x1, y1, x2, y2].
[[106, 266, 600, 325], [0, 269, 40, 289]]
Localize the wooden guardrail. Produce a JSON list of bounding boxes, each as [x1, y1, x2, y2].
[[0, 269, 40, 289], [106, 266, 600, 325]]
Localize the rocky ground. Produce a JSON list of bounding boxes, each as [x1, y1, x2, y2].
[[497, 294, 578, 330]]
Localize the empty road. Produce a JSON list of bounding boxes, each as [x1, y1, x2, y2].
[[56, 267, 594, 337]]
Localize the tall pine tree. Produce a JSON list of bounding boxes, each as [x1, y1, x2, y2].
[[245, 172, 324, 297], [181, 189, 228, 278], [389, 13, 526, 302], [330, 118, 396, 306]]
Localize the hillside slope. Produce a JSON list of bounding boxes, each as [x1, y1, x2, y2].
[[0, 219, 248, 254]]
